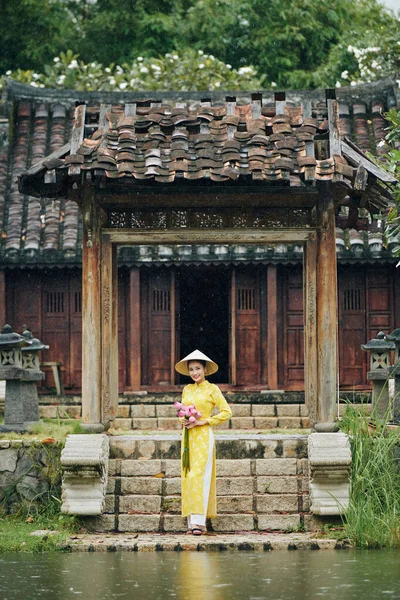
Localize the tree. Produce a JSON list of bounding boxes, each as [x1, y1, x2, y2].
[[179, 0, 398, 88], [382, 109, 400, 255], [0, 0, 73, 73], [0, 0, 398, 89]]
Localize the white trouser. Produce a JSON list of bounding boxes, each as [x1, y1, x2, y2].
[[187, 428, 214, 529]]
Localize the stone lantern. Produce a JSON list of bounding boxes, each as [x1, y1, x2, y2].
[[20, 329, 49, 425], [361, 331, 395, 418], [0, 324, 27, 371], [21, 329, 49, 371], [0, 324, 46, 431], [385, 328, 400, 421]]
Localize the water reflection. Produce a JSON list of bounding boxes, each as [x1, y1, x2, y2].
[[1, 550, 400, 599]]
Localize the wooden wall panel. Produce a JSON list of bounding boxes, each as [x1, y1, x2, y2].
[[42, 273, 70, 389], [141, 269, 172, 385], [367, 267, 394, 350], [118, 273, 127, 390], [279, 268, 304, 389], [8, 271, 42, 335], [128, 267, 141, 390], [338, 268, 366, 388], [235, 268, 261, 385], [69, 272, 83, 390]]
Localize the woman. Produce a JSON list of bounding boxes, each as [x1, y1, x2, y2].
[[175, 349, 232, 535]]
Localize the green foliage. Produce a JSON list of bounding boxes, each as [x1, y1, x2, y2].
[[0, 0, 398, 90], [380, 109, 400, 255], [0, 0, 73, 74], [3, 50, 262, 92], [340, 404, 400, 548]]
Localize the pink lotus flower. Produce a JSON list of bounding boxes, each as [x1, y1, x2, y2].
[[178, 410, 185, 418], [188, 416, 196, 423], [174, 401, 183, 409]]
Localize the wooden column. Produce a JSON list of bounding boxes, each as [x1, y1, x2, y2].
[[266, 265, 278, 389], [315, 181, 338, 429], [101, 233, 118, 425], [81, 188, 103, 431], [0, 270, 5, 326], [170, 269, 176, 384], [304, 233, 318, 425], [230, 268, 237, 385], [128, 267, 141, 390]]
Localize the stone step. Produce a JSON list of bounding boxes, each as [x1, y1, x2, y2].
[[38, 401, 313, 429], [112, 402, 310, 430], [85, 512, 308, 534], [109, 433, 309, 460]]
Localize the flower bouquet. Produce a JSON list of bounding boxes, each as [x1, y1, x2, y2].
[[174, 401, 201, 475]]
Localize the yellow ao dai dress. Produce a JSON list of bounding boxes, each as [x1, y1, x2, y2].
[[180, 380, 232, 518]]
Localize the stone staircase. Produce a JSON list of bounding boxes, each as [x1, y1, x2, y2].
[[84, 433, 312, 534]]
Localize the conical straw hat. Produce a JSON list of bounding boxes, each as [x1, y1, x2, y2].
[[175, 349, 218, 376]]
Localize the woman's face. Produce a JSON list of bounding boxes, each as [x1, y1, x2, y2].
[[188, 360, 206, 384]]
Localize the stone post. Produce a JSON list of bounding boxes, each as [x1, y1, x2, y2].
[[385, 328, 400, 421]]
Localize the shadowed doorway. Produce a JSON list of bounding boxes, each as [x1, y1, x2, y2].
[[178, 267, 230, 383]]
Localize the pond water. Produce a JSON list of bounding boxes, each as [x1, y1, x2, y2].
[[1, 550, 400, 599]]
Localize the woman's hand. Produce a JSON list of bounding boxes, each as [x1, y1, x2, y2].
[[183, 419, 208, 429]]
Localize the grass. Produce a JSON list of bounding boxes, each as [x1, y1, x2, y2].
[[0, 505, 81, 553], [0, 418, 85, 442], [340, 403, 400, 548]]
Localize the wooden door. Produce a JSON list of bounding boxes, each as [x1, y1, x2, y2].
[[7, 271, 42, 335], [42, 273, 70, 389], [338, 268, 366, 387], [141, 269, 172, 385], [366, 268, 394, 341], [234, 267, 261, 385], [69, 272, 83, 390], [279, 267, 304, 389]]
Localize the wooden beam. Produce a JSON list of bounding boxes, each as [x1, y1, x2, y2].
[[260, 269, 268, 385], [103, 228, 312, 245], [21, 143, 71, 177], [70, 104, 86, 154], [101, 234, 119, 424], [327, 99, 341, 157], [342, 139, 397, 183], [267, 265, 278, 390], [98, 189, 318, 209], [316, 181, 338, 429], [303, 233, 318, 425], [81, 188, 103, 430], [98, 104, 112, 132], [0, 270, 5, 326], [128, 267, 141, 390]]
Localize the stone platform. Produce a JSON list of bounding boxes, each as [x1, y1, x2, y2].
[[82, 432, 313, 534], [63, 532, 348, 552]]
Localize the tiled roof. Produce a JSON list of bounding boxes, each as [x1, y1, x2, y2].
[[59, 102, 332, 185], [0, 78, 399, 266]]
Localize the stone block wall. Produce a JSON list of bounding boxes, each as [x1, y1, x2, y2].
[[0, 440, 62, 514]]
